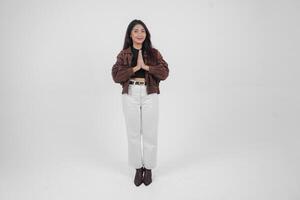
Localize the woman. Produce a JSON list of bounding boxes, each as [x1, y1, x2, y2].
[[111, 19, 169, 186]]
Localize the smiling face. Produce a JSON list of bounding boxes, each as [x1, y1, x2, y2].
[[130, 24, 146, 46]]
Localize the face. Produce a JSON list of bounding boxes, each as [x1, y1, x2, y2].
[[130, 24, 146, 45]]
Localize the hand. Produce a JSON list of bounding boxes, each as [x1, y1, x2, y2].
[[133, 65, 141, 72], [137, 50, 144, 68], [138, 50, 150, 71]]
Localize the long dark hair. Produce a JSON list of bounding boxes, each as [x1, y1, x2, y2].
[[122, 19, 157, 63]]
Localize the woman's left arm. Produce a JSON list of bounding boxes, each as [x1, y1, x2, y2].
[[144, 50, 169, 81]]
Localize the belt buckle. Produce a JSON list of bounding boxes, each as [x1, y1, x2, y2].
[[129, 80, 145, 85]]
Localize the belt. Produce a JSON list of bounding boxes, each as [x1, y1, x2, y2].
[[129, 80, 147, 85]]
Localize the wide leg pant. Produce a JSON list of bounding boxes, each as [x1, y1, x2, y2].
[[122, 80, 159, 169]]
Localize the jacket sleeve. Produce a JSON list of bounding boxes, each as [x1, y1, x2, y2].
[[112, 51, 135, 83], [148, 50, 169, 81]]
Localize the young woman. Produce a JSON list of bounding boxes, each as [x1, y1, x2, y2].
[[111, 19, 169, 186]]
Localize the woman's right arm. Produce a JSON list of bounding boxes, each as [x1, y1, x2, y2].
[[111, 51, 135, 83]]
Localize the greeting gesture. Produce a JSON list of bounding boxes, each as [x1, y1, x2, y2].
[[138, 50, 149, 71]]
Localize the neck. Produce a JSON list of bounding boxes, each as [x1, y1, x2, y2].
[[133, 43, 142, 50]]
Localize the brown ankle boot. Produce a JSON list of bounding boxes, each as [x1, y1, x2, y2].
[[143, 167, 152, 186], [134, 167, 144, 186]]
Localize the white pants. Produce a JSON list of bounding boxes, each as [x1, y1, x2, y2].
[[122, 80, 159, 169]]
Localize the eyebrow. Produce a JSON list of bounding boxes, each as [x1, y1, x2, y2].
[[133, 29, 145, 31]]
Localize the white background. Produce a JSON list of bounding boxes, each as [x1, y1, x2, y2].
[[1, 0, 299, 199]]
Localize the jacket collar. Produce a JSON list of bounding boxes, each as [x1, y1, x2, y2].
[[123, 46, 131, 54], [123, 46, 148, 58]]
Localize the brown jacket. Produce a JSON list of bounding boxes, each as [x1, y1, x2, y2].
[[112, 46, 169, 94]]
